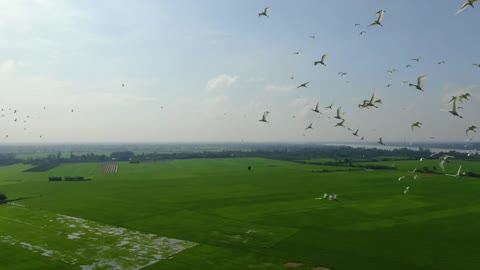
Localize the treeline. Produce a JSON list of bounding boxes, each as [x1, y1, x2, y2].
[[0, 153, 21, 166], [0, 145, 478, 169], [48, 176, 90, 181], [134, 146, 435, 162]]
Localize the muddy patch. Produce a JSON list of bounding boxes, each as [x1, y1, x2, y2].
[[312, 267, 331, 270], [285, 262, 304, 268]]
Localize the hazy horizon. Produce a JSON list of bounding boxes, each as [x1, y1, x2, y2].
[[1, 0, 479, 143]]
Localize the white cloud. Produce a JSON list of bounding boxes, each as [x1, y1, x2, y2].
[[206, 75, 238, 92], [287, 97, 312, 119], [264, 83, 295, 93], [246, 75, 265, 83], [202, 95, 226, 105], [0, 60, 26, 73]]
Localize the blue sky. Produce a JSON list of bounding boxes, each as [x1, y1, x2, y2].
[[0, 0, 478, 143]]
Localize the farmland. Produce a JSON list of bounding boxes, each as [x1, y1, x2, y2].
[[1, 158, 480, 269]]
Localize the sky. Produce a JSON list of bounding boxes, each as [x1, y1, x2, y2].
[[0, 0, 479, 143]]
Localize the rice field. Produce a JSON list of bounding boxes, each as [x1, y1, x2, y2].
[[1, 158, 480, 269]]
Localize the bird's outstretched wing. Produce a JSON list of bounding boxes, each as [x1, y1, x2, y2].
[[439, 160, 445, 172], [418, 75, 426, 88], [377, 10, 385, 24], [448, 96, 457, 104], [321, 54, 328, 62], [456, 2, 470, 14]]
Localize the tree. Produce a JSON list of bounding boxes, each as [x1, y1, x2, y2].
[[0, 193, 6, 203]]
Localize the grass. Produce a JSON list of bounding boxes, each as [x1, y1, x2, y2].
[[1, 158, 480, 269]]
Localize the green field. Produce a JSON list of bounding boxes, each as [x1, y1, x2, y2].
[[1, 158, 480, 269]]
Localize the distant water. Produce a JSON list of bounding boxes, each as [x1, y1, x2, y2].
[[326, 143, 477, 154]]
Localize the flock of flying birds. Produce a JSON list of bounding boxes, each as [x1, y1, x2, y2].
[[257, 2, 478, 195], [1, 107, 75, 140]]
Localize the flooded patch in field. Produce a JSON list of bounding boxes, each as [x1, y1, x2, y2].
[[0, 204, 197, 269]]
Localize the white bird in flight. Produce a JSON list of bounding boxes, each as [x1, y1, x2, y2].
[[409, 75, 426, 91], [334, 107, 343, 120], [456, 0, 478, 14], [398, 176, 405, 181], [439, 155, 454, 172], [378, 137, 385, 146], [459, 93, 472, 102], [369, 10, 385, 27], [445, 165, 462, 178], [335, 119, 345, 127], [297, 81, 311, 89], [411, 122, 422, 131], [466, 126, 477, 136], [387, 68, 397, 74], [449, 100, 463, 119], [367, 91, 382, 108], [258, 7, 270, 18], [305, 123, 313, 131], [259, 111, 269, 123], [314, 54, 328, 66], [311, 102, 321, 113], [404, 186, 410, 194]]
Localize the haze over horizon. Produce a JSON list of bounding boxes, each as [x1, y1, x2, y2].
[[1, 0, 479, 143]]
